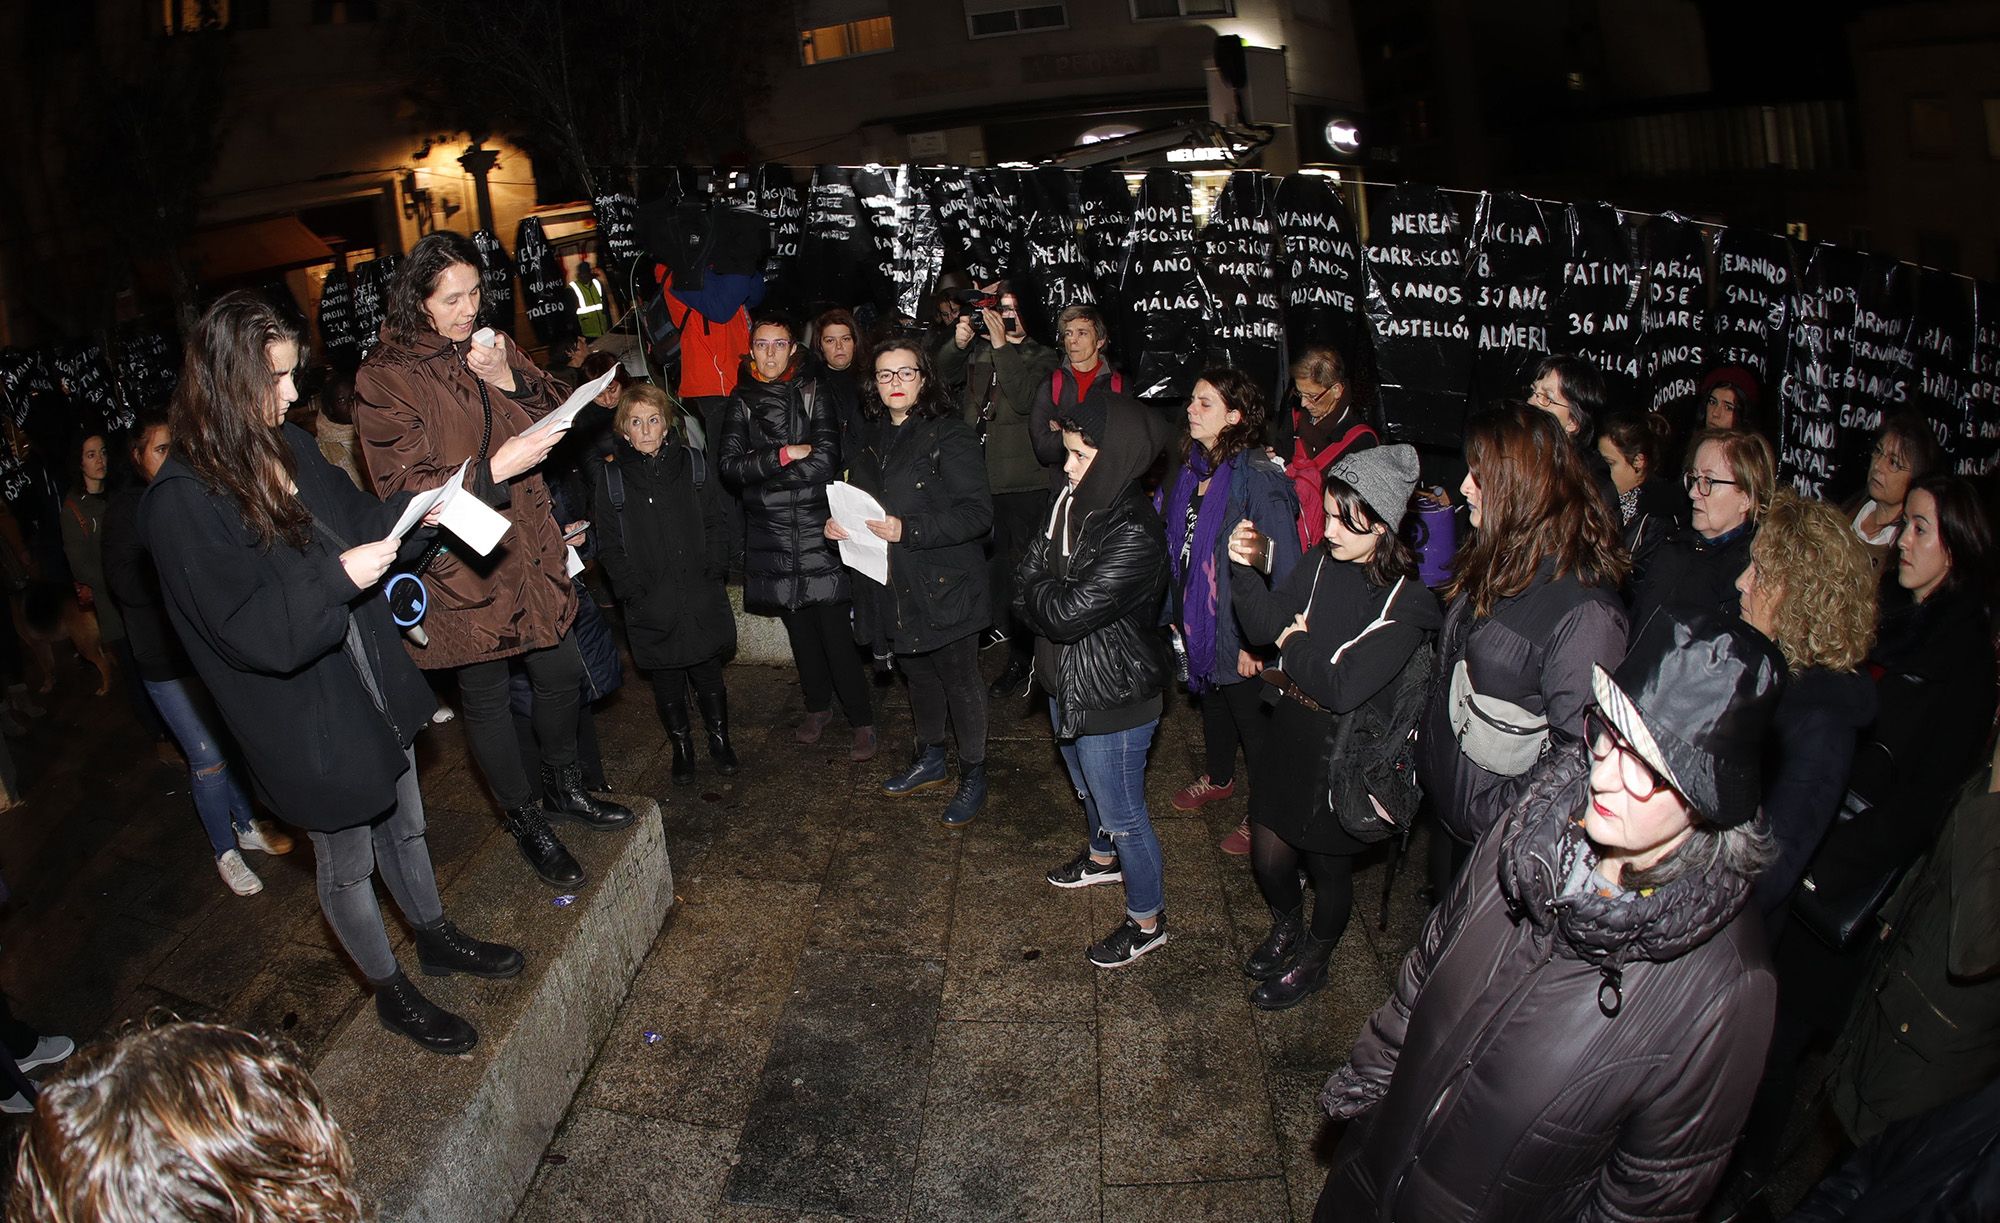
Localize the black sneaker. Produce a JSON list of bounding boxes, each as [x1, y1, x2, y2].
[[1046, 849, 1123, 889], [1088, 915, 1168, 968]]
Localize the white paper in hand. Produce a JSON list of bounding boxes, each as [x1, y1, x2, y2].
[[565, 544, 585, 579], [520, 366, 619, 441], [438, 491, 511, 556], [826, 481, 890, 586], [386, 459, 472, 542]]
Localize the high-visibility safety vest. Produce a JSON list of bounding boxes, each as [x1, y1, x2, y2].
[[570, 276, 607, 337]]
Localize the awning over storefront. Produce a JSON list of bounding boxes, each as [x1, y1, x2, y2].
[[179, 216, 336, 282]]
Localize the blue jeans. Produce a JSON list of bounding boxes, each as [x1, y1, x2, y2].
[[143, 677, 257, 858], [1050, 701, 1164, 922]]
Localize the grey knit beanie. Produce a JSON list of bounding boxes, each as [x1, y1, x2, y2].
[[1328, 444, 1420, 531]]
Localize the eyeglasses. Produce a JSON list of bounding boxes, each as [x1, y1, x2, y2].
[[874, 367, 922, 385], [1870, 442, 1909, 474], [1528, 385, 1570, 410], [1683, 472, 1740, 496], [1586, 709, 1671, 801]]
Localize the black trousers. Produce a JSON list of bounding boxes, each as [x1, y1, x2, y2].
[[1200, 678, 1272, 788], [1251, 824, 1358, 943], [456, 635, 584, 811], [901, 633, 988, 764], [513, 699, 605, 790], [780, 602, 872, 726], [988, 489, 1049, 664], [650, 656, 727, 719]]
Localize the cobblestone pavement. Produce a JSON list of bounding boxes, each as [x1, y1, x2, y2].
[[0, 640, 1832, 1221]]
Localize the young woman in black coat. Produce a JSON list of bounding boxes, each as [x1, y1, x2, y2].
[[829, 338, 994, 825], [144, 292, 521, 1056], [592, 383, 738, 786]]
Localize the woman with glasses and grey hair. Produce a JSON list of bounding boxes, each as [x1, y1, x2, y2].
[[1316, 606, 1785, 1222]]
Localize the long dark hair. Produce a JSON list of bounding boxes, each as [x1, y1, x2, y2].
[[1324, 474, 1417, 588], [1180, 366, 1266, 467], [1446, 402, 1627, 616], [384, 231, 483, 346], [858, 339, 951, 421], [1909, 472, 1997, 601], [168, 292, 311, 550]]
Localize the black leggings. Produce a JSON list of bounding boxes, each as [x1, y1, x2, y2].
[[900, 633, 987, 764], [1200, 678, 1272, 787], [1250, 823, 1356, 944], [650, 657, 726, 719], [780, 601, 872, 726], [455, 635, 584, 811]]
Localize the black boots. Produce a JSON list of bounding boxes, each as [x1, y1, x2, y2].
[[373, 971, 477, 1055], [1250, 931, 1336, 1011], [542, 762, 634, 830], [883, 743, 950, 796], [941, 761, 987, 827], [1244, 907, 1304, 980], [505, 805, 584, 888], [697, 690, 739, 775], [662, 700, 697, 787], [414, 919, 525, 979]]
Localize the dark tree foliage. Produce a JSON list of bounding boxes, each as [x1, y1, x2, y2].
[[389, 0, 788, 198]]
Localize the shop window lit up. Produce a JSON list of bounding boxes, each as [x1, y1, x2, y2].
[[800, 15, 895, 65]]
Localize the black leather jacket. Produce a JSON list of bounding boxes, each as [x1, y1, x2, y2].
[[1015, 483, 1168, 739]]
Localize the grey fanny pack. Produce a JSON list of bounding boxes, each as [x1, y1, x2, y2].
[[1447, 660, 1549, 776]]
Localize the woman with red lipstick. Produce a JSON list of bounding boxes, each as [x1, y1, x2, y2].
[[831, 339, 993, 825], [1317, 607, 1785, 1222], [357, 232, 633, 893]]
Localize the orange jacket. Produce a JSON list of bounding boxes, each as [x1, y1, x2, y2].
[[658, 267, 749, 400]]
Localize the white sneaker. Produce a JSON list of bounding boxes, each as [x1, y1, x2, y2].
[[236, 818, 294, 856], [17, 1034, 73, 1072], [217, 850, 263, 896], [0, 1092, 29, 1115], [431, 704, 456, 724]]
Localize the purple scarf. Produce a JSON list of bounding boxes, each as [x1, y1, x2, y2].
[[1162, 446, 1233, 692]]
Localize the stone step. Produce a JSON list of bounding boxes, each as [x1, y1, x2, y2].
[[314, 798, 673, 1223]]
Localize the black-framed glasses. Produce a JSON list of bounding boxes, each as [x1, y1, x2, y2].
[[874, 367, 922, 385], [1870, 442, 1910, 474], [1684, 472, 1740, 496], [1586, 709, 1670, 801]]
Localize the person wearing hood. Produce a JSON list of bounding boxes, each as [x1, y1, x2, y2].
[[356, 232, 633, 893], [721, 311, 877, 761], [1224, 445, 1442, 1010], [1317, 606, 1785, 1222], [830, 337, 993, 825], [1017, 393, 1177, 969], [591, 384, 738, 787], [1627, 428, 1772, 625]]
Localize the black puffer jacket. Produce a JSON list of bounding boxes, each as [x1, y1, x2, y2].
[[590, 438, 736, 671], [844, 412, 993, 655], [719, 364, 848, 613], [1016, 397, 1175, 739], [1318, 745, 1777, 1222], [1627, 520, 1756, 625]]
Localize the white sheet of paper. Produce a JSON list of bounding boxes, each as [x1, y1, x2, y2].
[[437, 491, 511, 557], [519, 366, 619, 441], [386, 459, 472, 542], [565, 544, 584, 578], [826, 481, 890, 586]]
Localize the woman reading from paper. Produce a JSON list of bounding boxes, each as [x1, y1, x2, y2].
[[356, 231, 631, 895]]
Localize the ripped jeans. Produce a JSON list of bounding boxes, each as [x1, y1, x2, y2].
[[143, 677, 258, 859], [1050, 702, 1164, 921]]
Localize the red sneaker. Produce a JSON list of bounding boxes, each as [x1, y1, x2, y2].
[[1219, 816, 1252, 856], [1172, 774, 1236, 811]]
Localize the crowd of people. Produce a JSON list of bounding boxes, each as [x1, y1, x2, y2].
[[0, 234, 1992, 1221]]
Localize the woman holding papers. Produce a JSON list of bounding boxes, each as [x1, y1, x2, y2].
[[830, 338, 994, 826], [356, 232, 632, 893], [145, 292, 523, 1056]]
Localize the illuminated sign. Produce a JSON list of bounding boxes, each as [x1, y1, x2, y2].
[[1324, 120, 1362, 154], [1167, 146, 1232, 163]]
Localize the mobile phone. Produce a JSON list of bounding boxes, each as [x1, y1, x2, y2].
[[563, 520, 591, 540]]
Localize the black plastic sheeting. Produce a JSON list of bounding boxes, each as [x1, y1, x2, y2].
[[589, 192, 642, 280], [1200, 171, 1282, 397], [1365, 183, 1471, 447], [515, 217, 578, 348], [316, 267, 357, 371], [1120, 169, 1211, 404], [1554, 201, 1641, 408], [1777, 245, 1860, 499], [350, 255, 399, 360], [1637, 213, 1709, 426], [1709, 227, 1793, 394], [471, 229, 516, 336], [1965, 282, 2000, 476], [1466, 190, 1556, 407], [1274, 172, 1365, 376]]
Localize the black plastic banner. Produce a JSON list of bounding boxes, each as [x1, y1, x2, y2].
[[515, 218, 578, 347], [966, 169, 1021, 286], [316, 268, 357, 369], [470, 229, 516, 333], [927, 166, 979, 279], [1466, 190, 1556, 404], [853, 165, 944, 322], [1709, 227, 1792, 391], [1902, 269, 1971, 461], [799, 165, 869, 309], [1777, 245, 1857, 497], [1274, 172, 1365, 362], [1020, 167, 1095, 342], [1121, 169, 1210, 404], [114, 322, 178, 420], [755, 164, 803, 287], [1365, 183, 1471, 446], [852, 165, 907, 316], [1554, 202, 1641, 404], [1964, 281, 2000, 476], [351, 256, 393, 359], [590, 192, 642, 280], [1077, 167, 1134, 303], [1200, 170, 1282, 396], [1637, 213, 1709, 424], [1833, 256, 1913, 495], [54, 342, 120, 431]]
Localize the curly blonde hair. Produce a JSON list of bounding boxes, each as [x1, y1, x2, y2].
[[10, 1020, 362, 1222], [1748, 490, 1877, 672]]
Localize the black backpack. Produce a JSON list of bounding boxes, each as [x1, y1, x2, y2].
[[601, 445, 706, 520], [1324, 625, 1436, 846]]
